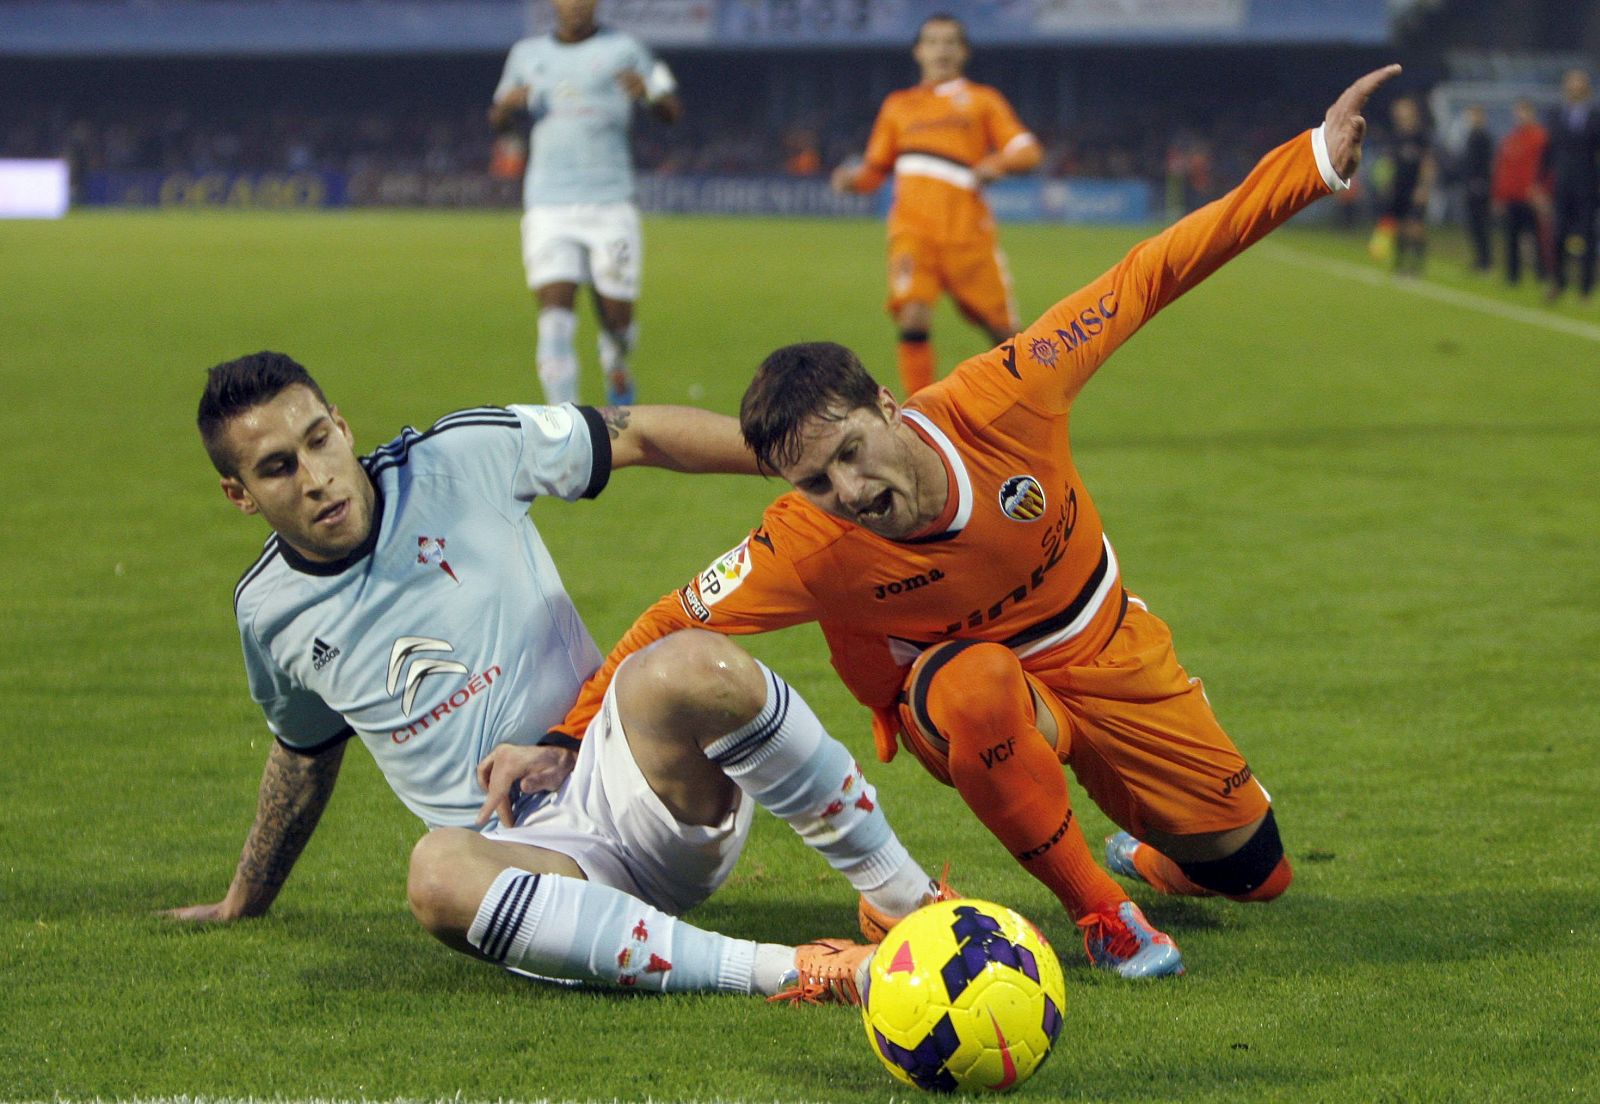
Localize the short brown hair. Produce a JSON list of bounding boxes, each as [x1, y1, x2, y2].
[[917, 13, 968, 49], [197, 351, 329, 476], [739, 342, 881, 474]]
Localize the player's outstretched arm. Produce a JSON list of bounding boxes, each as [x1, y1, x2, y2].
[[1000, 63, 1402, 406], [1322, 64, 1402, 181], [602, 405, 760, 474], [160, 739, 345, 923]]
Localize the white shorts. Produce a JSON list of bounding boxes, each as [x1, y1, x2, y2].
[[521, 202, 642, 301], [482, 673, 753, 917]]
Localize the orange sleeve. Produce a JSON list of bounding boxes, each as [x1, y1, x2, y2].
[[977, 128, 1335, 412], [554, 502, 827, 739], [981, 87, 1033, 159], [856, 94, 901, 189]]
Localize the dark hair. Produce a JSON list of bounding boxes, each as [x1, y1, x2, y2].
[[917, 13, 968, 49], [197, 350, 329, 476], [739, 342, 881, 474]]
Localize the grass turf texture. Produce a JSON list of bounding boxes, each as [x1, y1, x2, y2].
[[2, 209, 1597, 1103]]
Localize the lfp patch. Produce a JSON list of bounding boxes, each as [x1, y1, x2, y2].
[[696, 536, 753, 608], [998, 476, 1047, 522]]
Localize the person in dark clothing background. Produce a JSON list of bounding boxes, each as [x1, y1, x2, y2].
[[1383, 96, 1436, 276], [1543, 69, 1600, 301], [1461, 105, 1494, 272]]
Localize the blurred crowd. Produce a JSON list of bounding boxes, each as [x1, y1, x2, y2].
[[7, 91, 1313, 202]]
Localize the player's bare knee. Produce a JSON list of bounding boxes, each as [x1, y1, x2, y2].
[[407, 828, 476, 931], [896, 302, 932, 332], [622, 629, 765, 734]]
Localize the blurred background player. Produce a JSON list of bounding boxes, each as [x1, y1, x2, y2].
[[1542, 68, 1600, 303], [1460, 104, 1493, 273], [830, 13, 1041, 396], [489, 0, 681, 405], [1492, 98, 1552, 287], [1377, 95, 1436, 276]]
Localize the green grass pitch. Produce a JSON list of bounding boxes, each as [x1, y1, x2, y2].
[[1, 208, 1597, 1103]]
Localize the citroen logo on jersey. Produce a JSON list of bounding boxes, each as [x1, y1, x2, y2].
[[388, 636, 469, 715], [998, 475, 1047, 522], [417, 536, 459, 584]]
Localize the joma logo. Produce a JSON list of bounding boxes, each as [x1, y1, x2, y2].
[[873, 569, 945, 600]]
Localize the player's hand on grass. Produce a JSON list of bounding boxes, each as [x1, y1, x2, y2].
[[159, 897, 250, 924], [1323, 64, 1402, 180], [475, 743, 578, 828]]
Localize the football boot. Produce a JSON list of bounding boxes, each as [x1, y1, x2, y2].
[[1077, 900, 1185, 979]]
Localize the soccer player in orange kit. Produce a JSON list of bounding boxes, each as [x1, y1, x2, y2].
[[560, 65, 1401, 978], [832, 13, 1041, 396]]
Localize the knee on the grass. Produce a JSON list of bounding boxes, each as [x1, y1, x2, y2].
[[620, 629, 767, 734], [407, 828, 480, 932], [1177, 810, 1293, 903]]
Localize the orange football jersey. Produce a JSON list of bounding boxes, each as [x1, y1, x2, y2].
[[863, 78, 1034, 243], [558, 130, 1341, 751]]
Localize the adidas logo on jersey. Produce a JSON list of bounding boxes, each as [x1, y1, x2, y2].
[[312, 637, 342, 671]]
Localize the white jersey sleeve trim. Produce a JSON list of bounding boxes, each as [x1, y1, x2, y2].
[[1002, 132, 1039, 156], [645, 60, 677, 101], [1311, 124, 1350, 193]]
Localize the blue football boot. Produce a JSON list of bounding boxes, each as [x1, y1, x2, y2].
[[605, 367, 636, 406], [1105, 831, 1148, 883], [1078, 900, 1185, 979]]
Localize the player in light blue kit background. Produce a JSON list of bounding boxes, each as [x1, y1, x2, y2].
[[164, 352, 941, 1004], [490, 0, 681, 406]]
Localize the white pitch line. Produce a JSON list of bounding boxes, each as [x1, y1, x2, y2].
[[1261, 242, 1600, 344]]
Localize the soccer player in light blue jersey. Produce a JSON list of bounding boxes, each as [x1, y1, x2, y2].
[[164, 352, 946, 1004], [490, 0, 681, 407]]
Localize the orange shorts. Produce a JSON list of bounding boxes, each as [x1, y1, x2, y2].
[[886, 228, 1016, 334], [1024, 596, 1270, 839]]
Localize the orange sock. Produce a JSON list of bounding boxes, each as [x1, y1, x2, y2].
[[1132, 844, 1216, 898], [925, 643, 1124, 921], [897, 335, 935, 394]]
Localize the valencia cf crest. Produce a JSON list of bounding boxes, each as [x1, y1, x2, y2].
[[1028, 337, 1059, 368], [998, 476, 1047, 522]]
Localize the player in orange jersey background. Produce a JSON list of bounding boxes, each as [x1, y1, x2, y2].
[[563, 65, 1401, 978], [832, 13, 1041, 396]]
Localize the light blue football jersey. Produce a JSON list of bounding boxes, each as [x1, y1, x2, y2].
[[232, 404, 611, 830], [495, 28, 663, 207]]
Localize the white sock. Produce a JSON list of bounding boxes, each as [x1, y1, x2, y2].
[[752, 942, 800, 997], [536, 306, 578, 405], [467, 869, 760, 994], [703, 662, 933, 918]]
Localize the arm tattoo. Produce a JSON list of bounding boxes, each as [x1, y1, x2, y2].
[[598, 405, 632, 440], [232, 741, 345, 913]]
